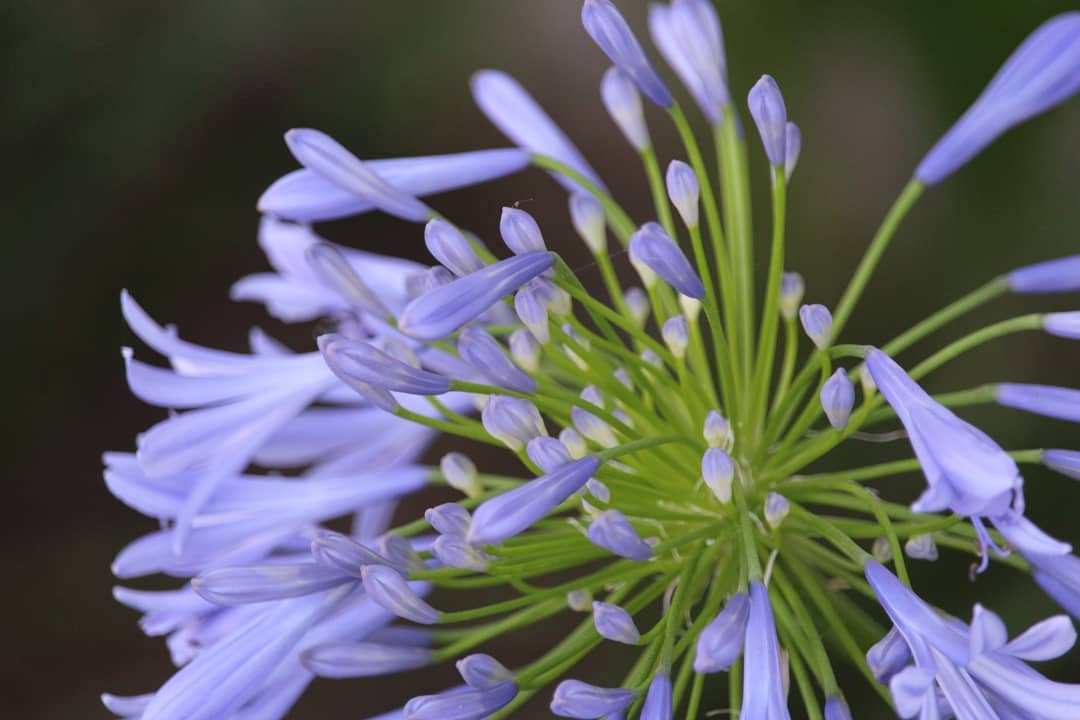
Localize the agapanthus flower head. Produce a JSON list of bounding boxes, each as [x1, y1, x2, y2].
[[107, 4, 1080, 719]]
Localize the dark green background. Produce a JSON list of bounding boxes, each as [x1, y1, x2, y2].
[[6, 1, 1079, 717]]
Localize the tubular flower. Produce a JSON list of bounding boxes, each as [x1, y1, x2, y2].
[[106, 4, 1080, 719]]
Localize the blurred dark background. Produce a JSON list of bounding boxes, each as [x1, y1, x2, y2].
[[5, 0, 1080, 717]]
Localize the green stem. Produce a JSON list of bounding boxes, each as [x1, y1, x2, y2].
[[749, 170, 787, 443], [831, 179, 925, 339]]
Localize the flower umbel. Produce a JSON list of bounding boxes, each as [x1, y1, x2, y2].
[[107, 4, 1080, 720]]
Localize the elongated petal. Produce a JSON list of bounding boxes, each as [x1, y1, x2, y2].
[[467, 457, 600, 545], [694, 592, 749, 672], [259, 149, 528, 222], [586, 509, 653, 561], [551, 679, 635, 718], [601, 66, 650, 150], [1044, 449, 1080, 480], [640, 673, 672, 720], [1009, 255, 1080, 294], [648, 0, 728, 123], [458, 326, 536, 393], [301, 641, 431, 678], [1004, 615, 1076, 661], [404, 681, 518, 720], [582, 0, 672, 107], [471, 70, 604, 192], [361, 565, 440, 625], [915, 13, 1080, 185], [192, 564, 351, 605], [399, 251, 554, 341], [997, 383, 1080, 422], [629, 223, 705, 298]]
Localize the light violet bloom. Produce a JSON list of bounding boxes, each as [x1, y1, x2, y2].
[[601, 66, 651, 150], [742, 582, 792, 720], [666, 159, 700, 228], [694, 591, 749, 673], [629, 222, 706, 299], [551, 679, 636, 718], [996, 383, 1080, 423], [467, 457, 600, 545], [500, 206, 547, 254], [648, 0, 729, 123], [582, 0, 673, 107], [398, 251, 553, 341], [1009, 255, 1080, 293], [799, 303, 833, 349], [747, 75, 788, 167], [915, 13, 1080, 185], [592, 601, 641, 644], [587, 509, 654, 561], [820, 368, 855, 430], [259, 148, 529, 223], [404, 681, 518, 720], [640, 672, 672, 720], [424, 219, 484, 277], [457, 653, 513, 688]]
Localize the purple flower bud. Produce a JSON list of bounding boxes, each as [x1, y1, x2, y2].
[[747, 75, 788, 167], [780, 272, 805, 320], [582, 0, 673, 108], [1045, 312, 1080, 339], [425, 503, 472, 537], [905, 533, 939, 561], [662, 315, 689, 359], [301, 642, 432, 678], [425, 219, 484, 277], [467, 457, 600, 545], [515, 285, 550, 343], [824, 697, 852, 720], [569, 192, 607, 255], [573, 405, 618, 448], [191, 563, 349, 605], [648, 0, 729, 124], [586, 478, 611, 502], [785, 122, 802, 181], [284, 128, 431, 222], [915, 13, 1080, 185], [306, 243, 391, 318], [458, 325, 537, 393], [560, 427, 589, 459], [431, 535, 491, 572], [362, 565, 440, 624], [1009, 255, 1080, 293], [694, 592, 749, 673], [410, 266, 455, 297], [587, 509, 653, 561], [821, 368, 855, 430], [703, 410, 734, 450], [624, 287, 651, 327], [592, 601, 641, 644], [259, 148, 529, 223], [764, 492, 790, 529], [1044, 449, 1080, 480], [529, 276, 573, 316], [551, 679, 635, 719], [375, 535, 425, 575], [866, 626, 911, 684], [500, 207, 547, 254], [996, 383, 1080, 423], [471, 69, 604, 193], [405, 681, 518, 720], [457, 654, 513, 688], [527, 436, 573, 472], [601, 66, 650, 150], [629, 223, 706, 299], [872, 537, 894, 563], [567, 589, 593, 612], [322, 336, 450, 396], [481, 395, 547, 450], [702, 448, 734, 503], [640, 673, 672, 720], [799, 303, 833, 349], [666, 160, 700, 228], [311, 530, 403, 578], [741, 582, 790, 720], [316, 335, 398, 412], [399, 251, 553, 341], [442, 452, 481, 496], [508, 328, 542, 371]]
